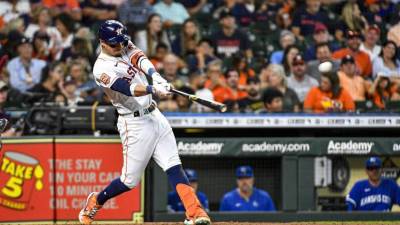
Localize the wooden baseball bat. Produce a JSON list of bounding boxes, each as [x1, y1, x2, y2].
[[171, 88, 227, 112]]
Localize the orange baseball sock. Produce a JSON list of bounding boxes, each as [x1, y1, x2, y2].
[[176, 183, 208, 219]]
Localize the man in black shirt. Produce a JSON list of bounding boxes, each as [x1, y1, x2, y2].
[[239, 76, 264, 112], [211, 9, 252, 61]]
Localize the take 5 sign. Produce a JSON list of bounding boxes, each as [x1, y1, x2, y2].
[[0, 138, 144, 223]]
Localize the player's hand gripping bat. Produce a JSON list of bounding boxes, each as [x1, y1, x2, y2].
[[170, 88, 227, 112]]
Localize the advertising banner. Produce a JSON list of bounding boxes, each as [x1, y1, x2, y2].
[[0, 138, 144, 223], [176, 138, 400, 156], [0, 139, 53, 222]]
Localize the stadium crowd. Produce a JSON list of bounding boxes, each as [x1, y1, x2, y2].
[[1, 0, 400, 115]]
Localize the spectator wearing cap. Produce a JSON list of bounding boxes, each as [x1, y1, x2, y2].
[[153, 0, 189, 27], [304, 23, 340, 61], [287, 54, 319, 102], [304, 71, 355, 113], [338, 54, 368, 101], [239, 76, 264, 113], [220, 166, 276, 211], [360, 25, 382, 62], [7, 37, 46, 93], [168, 169, 209, 212], [291, 0, 329, 40], [333, 30, 373, 78], [270, 30, 296, 65], [346, 157, 400, 211], [210, 9, 252, 61], [372, 40, 400, 79], [260, 87, 284, 113], [307, 42, 340, 82]]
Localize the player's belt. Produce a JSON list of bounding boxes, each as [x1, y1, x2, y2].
[[120, 103, 156, 117]]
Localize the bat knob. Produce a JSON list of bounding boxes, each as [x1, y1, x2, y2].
[[220, 105, 227, 113]]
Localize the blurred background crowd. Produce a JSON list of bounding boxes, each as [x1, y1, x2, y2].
[[1, 0, 400, 116]]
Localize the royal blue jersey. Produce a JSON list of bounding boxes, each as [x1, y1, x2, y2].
[[346, 178, 400, 211], [219, 188, 276, 211], [168, 191, 209, 212]]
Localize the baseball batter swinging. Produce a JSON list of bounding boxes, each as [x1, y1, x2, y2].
[[78, 20, 211, 225]]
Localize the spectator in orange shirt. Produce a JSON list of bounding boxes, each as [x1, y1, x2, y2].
[[368, 75, 394, 109], [332, 30, 372, 78], [232, 54, 255, 87], [304, 71, 355, 113], [204, 60, 226, 103], [338, 54, 369, 101], [42, 0, 82, 21], [216, 68, 248, 112]]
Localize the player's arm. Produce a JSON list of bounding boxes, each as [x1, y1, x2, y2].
[[129, 44, 167, 84], [110, 78, 170, 97]]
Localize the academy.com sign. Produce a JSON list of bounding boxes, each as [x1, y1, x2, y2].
[[177, 141, 224, 155], [242, 142, 310, 153], [327, 140, 374, 154]]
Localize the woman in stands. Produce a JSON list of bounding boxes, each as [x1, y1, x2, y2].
[[135, 13, 170, 57], [372, 40, 400, 79], [28, 61, 65, 102], [304, 71, 355, 113], [171, 18, 201, 57]]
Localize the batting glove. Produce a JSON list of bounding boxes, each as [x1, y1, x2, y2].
[[153, 82, 171, 97], [152, 72, 167, 84]]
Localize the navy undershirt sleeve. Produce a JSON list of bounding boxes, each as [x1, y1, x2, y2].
[[110, 78, 132, 96]]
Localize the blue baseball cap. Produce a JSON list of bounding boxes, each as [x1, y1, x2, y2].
[[365, 157, 382, 168], [185, 169, 198, 182], [236, 165, 254, 178]]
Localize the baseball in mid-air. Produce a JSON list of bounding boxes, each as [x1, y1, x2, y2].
[[318, 61, 333, 73]]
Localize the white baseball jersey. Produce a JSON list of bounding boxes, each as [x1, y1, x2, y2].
[[93, 41, 152, 115], [93, 41, 181, 189]]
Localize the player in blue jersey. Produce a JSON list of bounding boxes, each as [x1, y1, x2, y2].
[[168, 169, 209, 212], [346, 157, 400, 211], [219, 165, 276, 211]]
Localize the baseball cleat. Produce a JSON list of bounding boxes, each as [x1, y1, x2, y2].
[[194, 216, 211, 225], [184, 218, 194, 225], [79, 192, 102, 224]]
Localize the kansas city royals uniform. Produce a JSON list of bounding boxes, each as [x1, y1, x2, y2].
[[346, 178, 400, 211], [93, 41, 181, 189], [219, 188, 276, 211], [168, 191, 209, 212]]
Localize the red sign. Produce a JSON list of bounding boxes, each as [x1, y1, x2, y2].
[[0, 139, 144, 223], [0, 141, 53, 222]]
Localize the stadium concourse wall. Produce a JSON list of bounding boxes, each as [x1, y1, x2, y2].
[[1, 136, 400, 223]]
